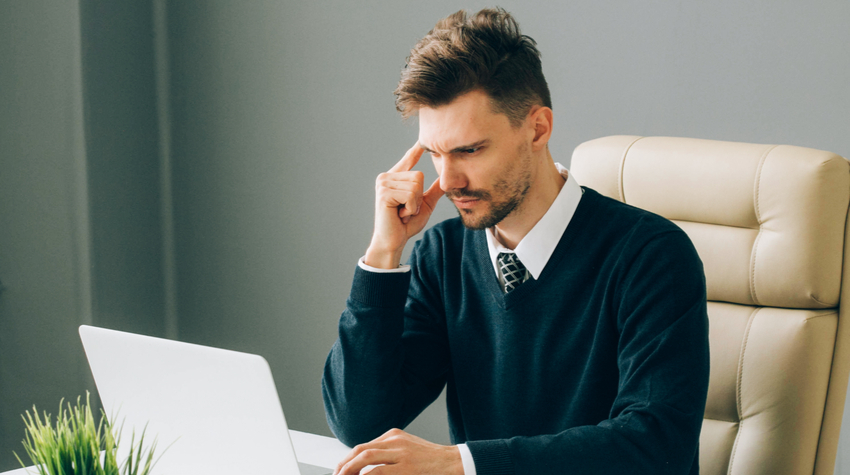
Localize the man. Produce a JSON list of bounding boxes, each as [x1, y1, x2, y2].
[[323, 8, 709, 475]]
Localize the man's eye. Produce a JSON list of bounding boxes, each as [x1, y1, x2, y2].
[[463, 148, 479, 154]]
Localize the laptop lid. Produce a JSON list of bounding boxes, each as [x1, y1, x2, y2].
[[79, 325, 302, 474]]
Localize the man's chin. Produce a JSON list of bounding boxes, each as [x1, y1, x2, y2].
[[454, 196, 522, 230], [456, 207, 497, 231]]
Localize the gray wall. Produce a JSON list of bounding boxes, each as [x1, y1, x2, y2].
[[1, 0, 849, 472], [0, 1, 93, 467], [0, 0, 167, 470], [80, 0, 167, 337]]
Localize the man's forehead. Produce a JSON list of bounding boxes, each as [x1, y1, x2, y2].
[[418, 123, 488, 152], [418, 122, 482, 153], [419, 115, 489, 151], [417, 91, 505, 152]]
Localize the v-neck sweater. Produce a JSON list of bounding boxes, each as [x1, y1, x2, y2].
[[323, 187, 710, 475]]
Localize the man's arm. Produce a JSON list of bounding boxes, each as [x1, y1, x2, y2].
[[322, 143, 465, 473], [323, 142, 446, 440], [322, 259, 449, 445], [324, 228, 466, 474]]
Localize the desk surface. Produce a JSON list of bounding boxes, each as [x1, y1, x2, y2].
[[0, 430, 350, 475], [291, 429, 350, 468]]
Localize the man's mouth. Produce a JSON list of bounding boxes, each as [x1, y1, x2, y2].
[[452, 198, 480, 209]]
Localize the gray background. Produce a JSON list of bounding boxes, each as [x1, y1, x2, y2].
[[1, 0, 848, 472]]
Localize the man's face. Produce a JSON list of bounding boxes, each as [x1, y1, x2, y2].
[[418, 90, 535, 230]]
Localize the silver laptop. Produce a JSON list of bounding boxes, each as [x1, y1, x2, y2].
[[79, 325, 332, 475]]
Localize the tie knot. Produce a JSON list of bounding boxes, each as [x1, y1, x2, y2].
[[498, 252, 527, 293]]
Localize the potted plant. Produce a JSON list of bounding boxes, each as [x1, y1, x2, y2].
[[15, 393, 159, 475]]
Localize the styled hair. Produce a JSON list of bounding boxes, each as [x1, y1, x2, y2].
[[394, 8, 551, 127]]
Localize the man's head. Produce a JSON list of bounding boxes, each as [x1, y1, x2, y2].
[[418, 89, 545, 230], [404, 9, 557, 233], [395, 8, 551, 128]]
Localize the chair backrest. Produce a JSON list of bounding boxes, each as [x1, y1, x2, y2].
[[571, 135, 850, 475]]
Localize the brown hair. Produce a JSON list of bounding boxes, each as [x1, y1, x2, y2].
[[395, 8, 551, 127]]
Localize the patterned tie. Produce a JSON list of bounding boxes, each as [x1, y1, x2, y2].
[[498, 252, 528, 293]]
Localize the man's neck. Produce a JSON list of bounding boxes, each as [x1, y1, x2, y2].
[[493, 156, 566, 250]]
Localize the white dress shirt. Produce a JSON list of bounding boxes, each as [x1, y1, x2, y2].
[[357, 163, 584, 475], [486, 163, 583, 290]]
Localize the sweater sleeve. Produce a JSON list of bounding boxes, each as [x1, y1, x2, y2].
[[322, 237, 450, 447], [466, 229, 710, 475]]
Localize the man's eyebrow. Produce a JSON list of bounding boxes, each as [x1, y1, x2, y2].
[[420, 140, 489, 154], [450, 140, 489, 153]]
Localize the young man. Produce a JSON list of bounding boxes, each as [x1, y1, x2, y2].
[[323, 8, 709, 475]]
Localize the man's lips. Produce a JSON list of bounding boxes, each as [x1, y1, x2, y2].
[[452, 198, 480, 209]]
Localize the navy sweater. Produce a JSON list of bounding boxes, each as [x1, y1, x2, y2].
[[323, 188, 710, 475]]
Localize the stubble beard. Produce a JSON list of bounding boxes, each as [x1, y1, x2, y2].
[[454, 179, 530, 230], [451, 151, 534, 230]]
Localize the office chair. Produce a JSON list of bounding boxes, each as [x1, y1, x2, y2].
[[571, 135, 850, 475]]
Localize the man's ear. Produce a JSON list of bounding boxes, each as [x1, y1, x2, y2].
[[528, 105, 553, 152]]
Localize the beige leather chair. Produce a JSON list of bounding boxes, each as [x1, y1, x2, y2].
[[571, 136, 850, 475]]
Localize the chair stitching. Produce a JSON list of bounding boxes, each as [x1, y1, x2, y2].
[[736, 307, 759, 420], [810, 294, 835, 307], [704, 414, 745, 424], [748, 232, 764, 306], [727, 306, 761, 475], [617, 136, 644, 203], [749, 145, 778, 306], [670, 218, 758, 231], [803, 310, 839, 321]]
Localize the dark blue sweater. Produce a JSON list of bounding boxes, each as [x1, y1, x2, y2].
[[323, 187, 710, 475]]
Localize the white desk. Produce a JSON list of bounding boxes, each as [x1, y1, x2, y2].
[[290, 429, 351, 468], [0, 430, 350, 475]]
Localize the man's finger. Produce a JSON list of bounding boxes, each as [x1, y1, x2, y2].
[[421, 177, 445, 212], [388, 142, 425, 173], [379, 188, 419, 218], [337, 447, 399, 475], [377, 170, 425, 185], [360, 465, 390, 475], [334, 438, 394, 475]]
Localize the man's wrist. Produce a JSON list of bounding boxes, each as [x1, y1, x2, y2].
[[357, 257, 410, 273], [364, 245, 404, 269]]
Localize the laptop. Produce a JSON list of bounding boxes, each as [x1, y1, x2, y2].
[[79, 325, 333, 475]]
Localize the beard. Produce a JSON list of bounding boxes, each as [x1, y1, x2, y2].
[[451, 180, 530, 230], [448, 148, 534, 230]]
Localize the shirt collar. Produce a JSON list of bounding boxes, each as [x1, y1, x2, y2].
[[485, 163, 583, 281]]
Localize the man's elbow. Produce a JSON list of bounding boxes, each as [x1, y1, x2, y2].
[[321, 378, 386, 447], [324, 411, 389, 448]]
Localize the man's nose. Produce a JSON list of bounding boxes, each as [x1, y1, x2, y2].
[[438, 159, 467, 192]]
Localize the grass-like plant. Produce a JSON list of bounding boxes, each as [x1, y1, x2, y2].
[[14, 393, 159, 475]]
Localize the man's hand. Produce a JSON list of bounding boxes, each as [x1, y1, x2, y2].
[[333, 429, 464, 475], [364, 142, 444, 269]]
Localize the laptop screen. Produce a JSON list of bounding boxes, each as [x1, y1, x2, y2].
[[79, 325, 305, 474]]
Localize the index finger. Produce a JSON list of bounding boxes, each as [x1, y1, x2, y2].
[[334, 441, 385, 475], [421, 177, 445, 212], [388, 142, 425, 173], [334, 445, 360, 475]]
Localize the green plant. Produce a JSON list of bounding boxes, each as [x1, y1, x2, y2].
[[15, 393, 159, 475]]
